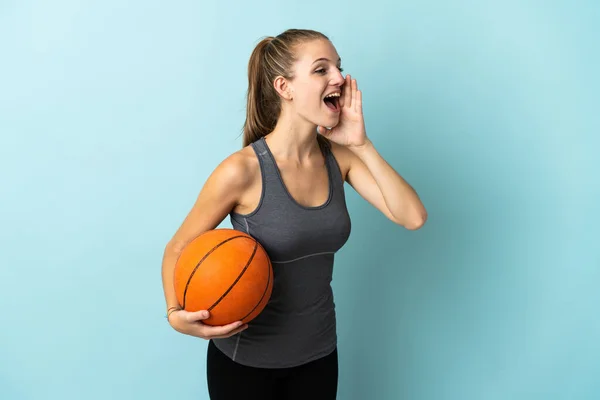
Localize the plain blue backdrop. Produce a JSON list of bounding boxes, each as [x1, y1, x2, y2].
[[1, 1, 598, 399]]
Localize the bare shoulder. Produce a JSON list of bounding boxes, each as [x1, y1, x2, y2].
[[210, 144, 261, 215], [166, 144, 260, 248], [212, 145, 259, 189]]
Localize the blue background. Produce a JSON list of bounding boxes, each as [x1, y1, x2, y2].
[[1, 1, 598, 399]]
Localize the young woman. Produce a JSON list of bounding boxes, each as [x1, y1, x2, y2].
[[161, 28, 427, 400]]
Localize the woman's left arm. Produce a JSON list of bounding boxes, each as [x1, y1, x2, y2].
[[342, 139, 427, 230]]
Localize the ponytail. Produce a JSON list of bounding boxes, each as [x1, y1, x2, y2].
[[241, 29, 330, 148], [242, 37, 278, 147]]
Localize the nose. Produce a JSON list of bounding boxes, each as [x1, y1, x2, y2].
[[331, 70, 345, 86]]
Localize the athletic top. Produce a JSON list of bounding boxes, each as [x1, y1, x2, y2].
[[212, 136, 352, 368]]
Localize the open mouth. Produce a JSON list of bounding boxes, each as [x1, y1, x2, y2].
[[323, 93, 341, 113]]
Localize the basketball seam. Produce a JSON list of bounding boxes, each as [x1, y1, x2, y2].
[[207, 240, 258, 311], [182, 235, 248, 309], [239, 254, 272, 321]]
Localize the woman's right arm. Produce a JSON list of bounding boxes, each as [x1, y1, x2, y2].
[[161, 152, 252, 339]]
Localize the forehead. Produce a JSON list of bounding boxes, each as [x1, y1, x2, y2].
[[294, 39, 340, 66]]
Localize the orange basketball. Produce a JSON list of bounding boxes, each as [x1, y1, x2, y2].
[[173, 228, 273, 326]]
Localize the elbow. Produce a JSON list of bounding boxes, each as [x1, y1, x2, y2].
[[403, 209, 427, 230], [165, 239, 186, 255]]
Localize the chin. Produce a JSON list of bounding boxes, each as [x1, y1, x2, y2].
[[317, 115, 340, 130], [306, 108, 340, 130]]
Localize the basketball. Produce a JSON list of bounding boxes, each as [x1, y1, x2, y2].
[[173, 228, 273, 326]]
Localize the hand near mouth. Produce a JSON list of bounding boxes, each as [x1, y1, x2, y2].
[[317, 74, 368, 149]]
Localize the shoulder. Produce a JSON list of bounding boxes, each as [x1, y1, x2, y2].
[[208, 143, 260, 191], [205, 146, 260, 203]]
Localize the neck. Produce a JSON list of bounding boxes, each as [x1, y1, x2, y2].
[[264, 108, 321, 162]]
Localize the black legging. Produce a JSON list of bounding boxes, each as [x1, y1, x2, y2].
[[206, 339, 338, 400]]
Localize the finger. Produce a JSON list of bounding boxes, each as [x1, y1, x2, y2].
[[317, 125, 331, 134], [202, 320, 245, 337], [355, 89, 362, 114], [211, 324, 249, 339], [343, 75, 351, 108], [186, 310, 210, 322], [351, 79, 357, 108]]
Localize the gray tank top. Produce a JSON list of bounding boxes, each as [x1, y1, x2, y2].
[[212, 136, 352, 368]]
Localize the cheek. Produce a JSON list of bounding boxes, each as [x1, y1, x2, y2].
[[295, 92, 322, 110]]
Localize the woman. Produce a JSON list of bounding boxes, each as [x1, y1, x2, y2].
[[161, 28, 427, 400]]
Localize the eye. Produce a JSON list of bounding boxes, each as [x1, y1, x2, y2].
[[315, 67, 344, 74]]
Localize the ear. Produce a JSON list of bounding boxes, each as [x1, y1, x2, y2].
[[274, 76, 293, 100]]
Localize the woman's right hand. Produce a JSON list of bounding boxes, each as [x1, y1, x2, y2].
[[168, 309, 248, 339]]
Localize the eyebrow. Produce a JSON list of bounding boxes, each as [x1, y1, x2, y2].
[[312, 57, 341, 65]]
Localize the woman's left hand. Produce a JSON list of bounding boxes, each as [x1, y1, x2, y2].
[[317, 74, 368, 149]]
